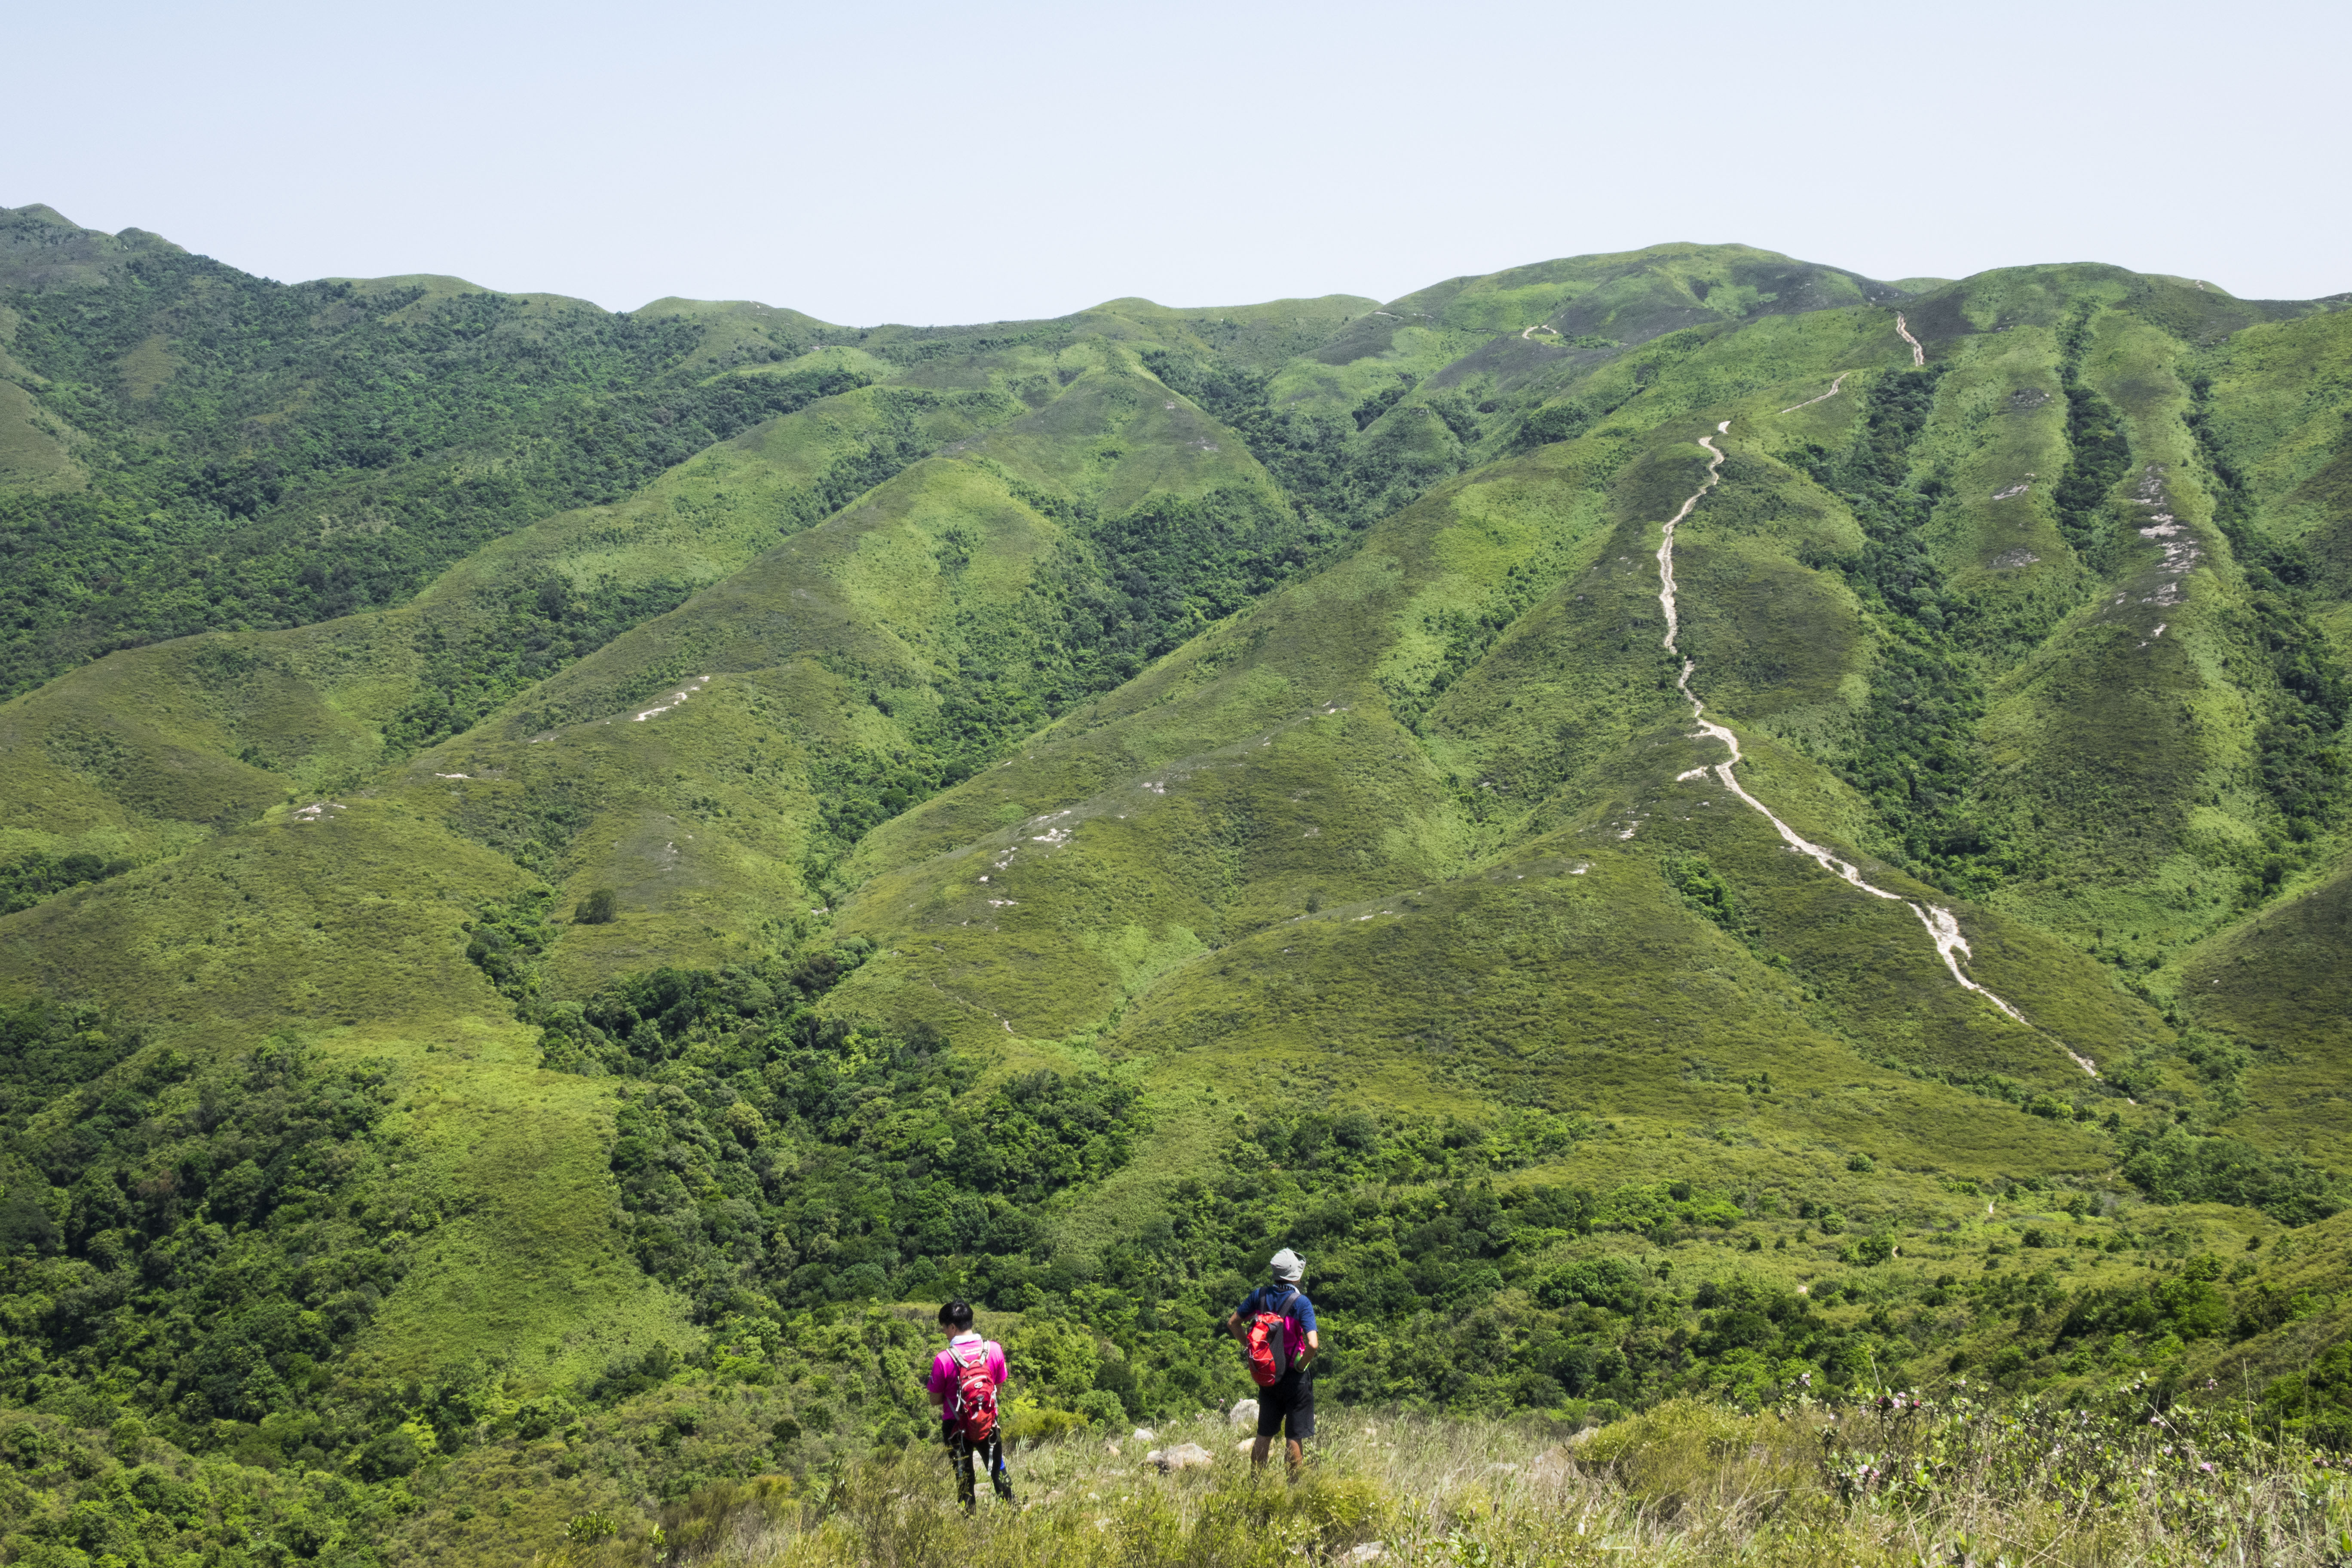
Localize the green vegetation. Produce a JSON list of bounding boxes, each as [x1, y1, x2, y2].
[[534, 1397, 2352, 1568], [2188, 371, 2352, 852], [536, 952, 1147, 1318], [0, 848, 133, 916], [0, 254, 867, 697], [1784, 365, 2016, 888], [2052, 305, 2135, 557], [1142, 349, 1460, 532], [0, 1022, 420, 1449], [2116, 1122, 2342, 1225], [5, 212, 2352, 1561]]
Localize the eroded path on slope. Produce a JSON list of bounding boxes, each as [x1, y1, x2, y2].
[[1654, 420, 2096, 1076], [1895, 312, 1926, 366], [1779, 372, 1848, 413]]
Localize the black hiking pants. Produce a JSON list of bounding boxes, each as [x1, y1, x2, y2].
[[943, 1421, 1013, 1510]]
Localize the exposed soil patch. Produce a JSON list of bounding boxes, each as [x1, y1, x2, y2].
[[1895, 313, 1926, 367]]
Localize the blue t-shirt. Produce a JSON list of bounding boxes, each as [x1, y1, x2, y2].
[[1237, 1283, 1316, 1372]]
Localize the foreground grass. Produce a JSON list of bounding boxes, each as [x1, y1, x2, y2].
[[549, 1396, 2352, 1568]]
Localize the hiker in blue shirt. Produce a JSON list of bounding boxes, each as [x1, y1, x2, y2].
[[1226, 1247, 1319, 1477]]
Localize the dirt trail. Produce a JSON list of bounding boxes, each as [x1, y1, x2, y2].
[[1779, 372, 1847, 414], [1895, 313, 1925, 367], [1653, 421, 2094, 1076]]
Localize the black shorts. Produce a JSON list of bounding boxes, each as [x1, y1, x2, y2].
[[1256, 1368, 1314, 1442]]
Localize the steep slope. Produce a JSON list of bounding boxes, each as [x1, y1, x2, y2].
[[0, 361, 997, 877], [390, 340, 1314, 986], [0, 207, 885, 698], [822, 287, 2164, 1080]]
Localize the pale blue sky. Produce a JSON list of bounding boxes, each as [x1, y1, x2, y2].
[[10, 0, 2344, 323]]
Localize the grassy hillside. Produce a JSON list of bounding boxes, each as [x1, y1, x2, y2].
[[1, 227, 2349, 1565]]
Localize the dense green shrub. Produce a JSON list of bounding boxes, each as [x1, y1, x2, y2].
[[2186, 373, 2352, 847], [792, 472, 1323, 874], [1663, 852, 1744, 934], [2116, 1123, 2343, 1225], [0, 1026, 420, 1441], [536, 951, 1144, 1319], [2260, 1340, 2352, 1447], [466, 887, 559, 1001], [2051, 306, 2134, 555], [0, 851, 136, 916], [0, 262, 875, 700], [0, 257, 869, 698], [1141, 349, 1458, 531], [1512, 398, 1596, 451]]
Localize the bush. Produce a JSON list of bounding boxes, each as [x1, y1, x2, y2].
[[1004, 1407, 1090, 1446], [1582, 1397, 1816, 1514], [1534, 1256, 1647, 1314], [2119, 1124, 2343, 1225], [2262, 1342, 2352, 1448], [1074, 1389, 1125, 1428], [1513, 400, 1593, 451], [575, 888, 618, 925]]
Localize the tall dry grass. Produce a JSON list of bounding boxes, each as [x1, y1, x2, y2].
[[547, 1394, 2352, 1568]]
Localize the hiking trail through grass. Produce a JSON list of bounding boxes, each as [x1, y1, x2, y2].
[[1655, 421, 2095, 1077], [1779, 372, 1847, 413], [1895, 312, 1926, 366]]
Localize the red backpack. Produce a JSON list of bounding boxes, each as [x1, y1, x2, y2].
[[948, 1340, 998, 1441], [1243, 1288, 1300, 1388]]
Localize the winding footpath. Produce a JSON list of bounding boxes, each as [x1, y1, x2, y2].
[[1778, 372, 1848, 414], [1654, 421, 2096, 1076], [1895, 312, 1926, 367]]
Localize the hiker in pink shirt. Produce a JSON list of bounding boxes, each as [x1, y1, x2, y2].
[[925, 1300, 1014, 1511]]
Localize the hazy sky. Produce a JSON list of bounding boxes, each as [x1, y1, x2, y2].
[[11, 0, 2345, 324]]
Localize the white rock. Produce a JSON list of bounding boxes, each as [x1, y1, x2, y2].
[[1228, 1398, 1261, 1427], [1236, 1436, 1259, 1453], [1131, 1427, 1156, 1443], [1527, 1444, 1574, 1485], [1345, 1546, 1386, 1565], [1153, 1442, 1214, 1472]]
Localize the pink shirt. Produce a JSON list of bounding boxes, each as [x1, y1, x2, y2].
[[926, 1333, 1008, 1418]]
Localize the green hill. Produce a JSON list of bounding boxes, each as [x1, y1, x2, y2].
[[3, 207, 2351, 1563]]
